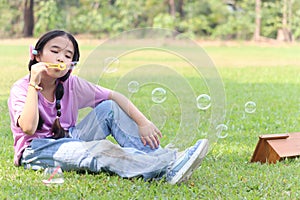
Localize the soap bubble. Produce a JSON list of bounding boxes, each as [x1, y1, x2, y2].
[[245, 101, 256, 114], [104, 57, 119, 73], [151, 88, 167, 104], [128, 81, 140, 93], [216, 124, 228, 139], [196, 94, 211, 110]]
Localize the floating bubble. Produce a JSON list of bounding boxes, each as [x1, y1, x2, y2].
[[196, 94, 211, 110], [151, 87, 167, 104], [128, 81, 140, 93], [103, 57, 120, 73], [245, 101, 256, 114], [216, 124, 228, 139]]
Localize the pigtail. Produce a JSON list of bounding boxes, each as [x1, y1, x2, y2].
[[51, 81, 67, 139]]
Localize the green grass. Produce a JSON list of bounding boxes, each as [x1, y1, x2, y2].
[[1, 40, 300, 199]]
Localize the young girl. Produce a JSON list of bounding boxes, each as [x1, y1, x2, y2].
[[8, 30, 208, 184]]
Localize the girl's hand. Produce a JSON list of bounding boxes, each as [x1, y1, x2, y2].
[[29, 62, 48, 85], [139, 120, 162, 149]]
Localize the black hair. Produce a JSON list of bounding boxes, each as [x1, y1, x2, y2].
[[28, 30, 80, 139]]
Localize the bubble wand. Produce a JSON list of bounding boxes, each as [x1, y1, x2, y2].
[[46, 61, 78, 71]]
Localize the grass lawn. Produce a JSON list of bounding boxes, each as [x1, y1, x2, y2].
[[0, 39, 300, 199]]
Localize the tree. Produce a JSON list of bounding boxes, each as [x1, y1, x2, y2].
[[178, 0, 184, 18], [168, 0, 176, 18], [254, 0, 261, 41], [277, 0, 292, 42], [23, 0, 34, 37]]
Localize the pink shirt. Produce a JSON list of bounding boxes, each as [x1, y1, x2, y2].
[[8, 75, 111, 166]]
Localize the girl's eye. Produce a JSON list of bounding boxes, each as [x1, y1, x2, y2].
[[51, 50, 58, 54], [65, 55, 71, 59]]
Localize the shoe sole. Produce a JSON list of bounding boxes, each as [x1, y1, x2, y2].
[[168, 139, 209, 185]]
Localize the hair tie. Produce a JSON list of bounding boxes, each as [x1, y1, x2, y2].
[[29, 45, 37, 60], [57, 110, 61, 117], [56, 100, 61, 110]]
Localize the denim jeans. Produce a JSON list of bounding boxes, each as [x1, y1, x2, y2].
[[21, 100, 176, 180]]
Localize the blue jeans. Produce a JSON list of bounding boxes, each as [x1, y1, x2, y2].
[[21, 100, 176, 180]]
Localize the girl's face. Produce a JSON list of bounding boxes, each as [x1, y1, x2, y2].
[[36, 36, 74, 78]]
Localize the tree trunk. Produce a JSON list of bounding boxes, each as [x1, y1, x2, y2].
[[277, 0, 292, 42], [178, 0, 184, 18], [254, 0, 261, 41], [282, 0, 288, 28], [23, 0, 34, 37], [288, 0, 292, 30], [288, 0, 293, 41], [168, 0, 176, 18]]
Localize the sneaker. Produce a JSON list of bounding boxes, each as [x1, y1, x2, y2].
[[166, 139, 208, 184]]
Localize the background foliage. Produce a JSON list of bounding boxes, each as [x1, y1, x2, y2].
[[1, 0, 300, 40]]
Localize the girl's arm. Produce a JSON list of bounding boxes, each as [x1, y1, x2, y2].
[[109, 91, 162, 149], [18, 63, 47, 135], [18, 85, 39, 135]]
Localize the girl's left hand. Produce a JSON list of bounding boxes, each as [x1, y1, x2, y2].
[[139, 120, 162, 149]]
